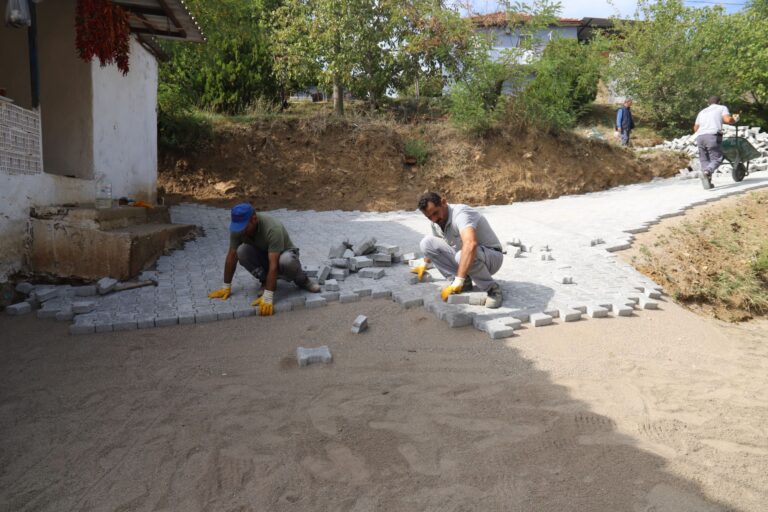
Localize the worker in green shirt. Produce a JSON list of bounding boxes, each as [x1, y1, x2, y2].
[[208, 203, 320, 316]]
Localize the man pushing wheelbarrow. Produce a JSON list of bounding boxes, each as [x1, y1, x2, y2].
[[694, 96, 760, 189]]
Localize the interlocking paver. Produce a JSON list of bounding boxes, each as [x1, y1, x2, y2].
[[28, 176, 763, 336]]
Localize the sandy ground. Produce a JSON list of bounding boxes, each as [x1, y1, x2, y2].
[[1, 293, 767, 511]]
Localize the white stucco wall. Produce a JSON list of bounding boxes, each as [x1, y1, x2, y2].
[[0, 173, 92, 281], [91, 37, 158, 203]]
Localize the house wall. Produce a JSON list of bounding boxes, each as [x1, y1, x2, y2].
[[0, 19, 32, 107], [0, 173, 92, 281], [91, 37, 158, 202], [482, 26, 578, 63], [37, 0, 94, 179]]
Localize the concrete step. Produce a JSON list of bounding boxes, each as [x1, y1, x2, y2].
[[31, 205, 172, 230], [30, 219, 197, 281]]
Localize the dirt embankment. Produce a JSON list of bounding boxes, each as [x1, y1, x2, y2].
[[621, 190, 768, 322], [158, 117, 686, 212]]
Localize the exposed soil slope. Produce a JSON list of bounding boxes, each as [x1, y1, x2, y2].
[[621, 190, 768, 322], [159, 117, 686, 212]]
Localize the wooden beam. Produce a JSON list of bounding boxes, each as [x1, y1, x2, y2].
[[157, 0, 185, 31], [129, 26, 186, 39]]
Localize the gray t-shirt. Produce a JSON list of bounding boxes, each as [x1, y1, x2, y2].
[[430, 204, 502, 251]]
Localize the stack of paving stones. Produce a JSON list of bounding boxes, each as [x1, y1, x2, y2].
[[638, 125, 768, 179], [6, 176, 767, 338]]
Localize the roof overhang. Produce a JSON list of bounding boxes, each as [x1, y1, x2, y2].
[[113, 0, 206, 42]]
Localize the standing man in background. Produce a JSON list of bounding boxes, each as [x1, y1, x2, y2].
[[615, 98, 635, 147], [694, 95, 738, 189]]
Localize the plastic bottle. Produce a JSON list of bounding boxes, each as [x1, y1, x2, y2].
[[94, 172, 112, 209]]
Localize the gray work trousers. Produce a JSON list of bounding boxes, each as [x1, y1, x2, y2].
[[419, 235, 504, 291], [621, 129, 631, 146], [236, 244, 308, 286], [697, 133, 724, 174]]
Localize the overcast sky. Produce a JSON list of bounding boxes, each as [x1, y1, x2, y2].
[[460, 0, 747, 19]]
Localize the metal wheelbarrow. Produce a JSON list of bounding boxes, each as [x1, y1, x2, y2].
[[720, 125, 761, 182]]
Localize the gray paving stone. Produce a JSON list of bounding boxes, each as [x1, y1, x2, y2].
[[290, 296, 307, 308], [371, 288, 392, 299], [113, 319, 138, 331], [15, 282, 33, 295], [339, 292, 360, 304], [586, 305, 609, 318], [324, 279, 340, 291], [72, 301, 96, 314], [74, 285, 98, 297], [445, 310, 473, 328], [352, 314, 368, 333], [297, 346, 333, 367], [559, 308, 582, 322], [468, 292, 488, 306], [36, 288, 59, 302], [306, 296, 328, 309], [612, 304, 634, 316], [138, 317, 156, 329], [320, 291, 340, 302], [6, 302, 32, 315], [217, 311, 234, 320], [274, 301, 294, 313], [353, 288, 372, 297], [318, 265, 332, 283], [530, 313, 553, 327], [329, 269, 348, 281], [97, 277, 118, 295], [354, 237, 378, 256], [447, 294, 470, 305], [359, 268, 385, 279], [638, 296, 659, 310], [195, 312, 217, 323], [375, 243, 400, 255], [56, 308, 75, 321]]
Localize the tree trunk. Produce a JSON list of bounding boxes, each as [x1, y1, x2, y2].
[[333, 74, 344, 116]]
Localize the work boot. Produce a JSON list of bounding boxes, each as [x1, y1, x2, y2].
[[299, 278, 321, 293], [699, 170, 713, 190], [461, 277, 473, 293], [485, 283, 503, 309]]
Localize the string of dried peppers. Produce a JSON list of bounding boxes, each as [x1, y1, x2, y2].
[[75, 0, 131, 75]]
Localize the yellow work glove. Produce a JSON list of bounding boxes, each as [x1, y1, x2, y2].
[[410, 264, 427, 282], [440, 277, 465, 301], [208, 283, 231, 300], [252, 290, 274, 316]]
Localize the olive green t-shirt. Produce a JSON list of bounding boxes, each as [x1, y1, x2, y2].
[[229, 213, 296, 253]]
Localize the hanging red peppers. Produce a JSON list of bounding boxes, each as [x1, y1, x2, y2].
[[75, 0, 131, 75]]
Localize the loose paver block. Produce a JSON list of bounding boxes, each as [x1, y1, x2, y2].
[[402, 252, 422, 262], [372, 253, 392, 263], [320, 291, 340, 302], [329, 269, 348, 281], [349, 256, 374, 271], [396, 296, 423, 309], [75, 285, 98, 297], [447, 294, 470, 305], [6, 302, 32, 315], [612, 304, 634, 317], [324, 279, 340, 291], [56, 308, 75, 321], [37, 305, 61, 319], [15, 282, 33, 295], [97, 278, 118, 295], [352, 315, 368, 333], [343, 249, 355, 259], [375, 244, 400, 255], [340, 292, 360, 304], [274, 301, 294, 313], [353, 288, 372, 297], [445, 311, 473, 328], [297, 346, 333, 367], [318, 265, 332, 283], [330, 258, 349, 268], [72, 301, 96, 314], [371, 288, 392, 299], [638, 296, 659, 310], [559, 308, 582, 322], [305, 296, 328, 309], [328, 243, 348, 259], [359, 268, 385, 279], [195, 312, 217, 323], [354, 237, 377, 256], [586, 305, 609, 318], [36, 288, 59, 302], [468, 292, 488, 306], [530, 313, 553, 327]]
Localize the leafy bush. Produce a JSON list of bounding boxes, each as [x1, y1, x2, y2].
[[448, 58, 511, 133], [403, 139, 430, 166], [518, 38, 602, 132]]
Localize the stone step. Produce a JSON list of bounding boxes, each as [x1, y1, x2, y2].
[[30, 221, 196, 281]]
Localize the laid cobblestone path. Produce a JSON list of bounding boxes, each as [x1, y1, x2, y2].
[[18, 174, 768, 338]]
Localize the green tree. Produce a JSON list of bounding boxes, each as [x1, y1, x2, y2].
[[608, 0, 735, 133], [159, 0, 282, 114], [727, 1, 768, 117], [519, 37, 604, 131]]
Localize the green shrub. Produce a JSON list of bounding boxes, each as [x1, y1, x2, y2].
[[404, 139, 430, 166]]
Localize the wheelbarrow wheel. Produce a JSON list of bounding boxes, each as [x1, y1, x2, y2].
[[732, 163, 746, 182]]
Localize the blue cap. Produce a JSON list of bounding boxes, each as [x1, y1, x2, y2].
[[229, 203, 254, 233]]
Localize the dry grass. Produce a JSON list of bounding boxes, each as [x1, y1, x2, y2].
[[630, 191, 768, 321]]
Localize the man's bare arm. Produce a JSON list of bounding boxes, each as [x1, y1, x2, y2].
[[456, 227, 478, 279], [223, 249, 238, 284], [265, 252, 280, 292]]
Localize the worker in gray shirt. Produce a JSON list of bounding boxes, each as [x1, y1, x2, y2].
[[412, 192, 504, 308]]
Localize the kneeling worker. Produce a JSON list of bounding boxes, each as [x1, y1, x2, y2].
[[208, 203, 320, 316], [412, 192, 504, 308]]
